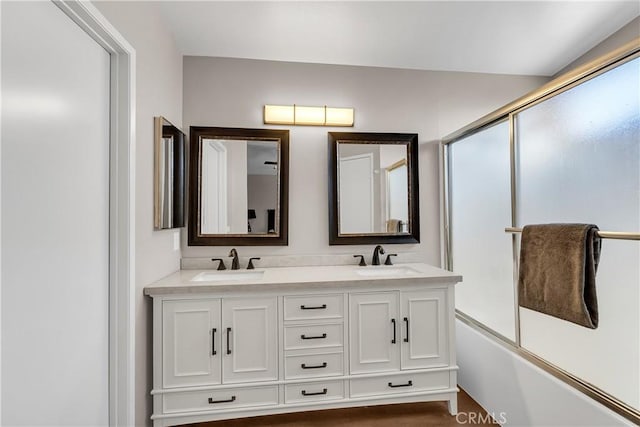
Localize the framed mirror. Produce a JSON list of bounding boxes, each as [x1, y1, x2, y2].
[[188, 126, 289, 246], [154, 116, 186, 229], [328, 132, 419, 245]]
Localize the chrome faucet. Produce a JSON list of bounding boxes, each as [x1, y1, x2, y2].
[[228, 248, 240, 270], [372, 245, 385, 266]]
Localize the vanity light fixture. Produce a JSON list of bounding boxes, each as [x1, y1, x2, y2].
[[264, 104, 354, 127]]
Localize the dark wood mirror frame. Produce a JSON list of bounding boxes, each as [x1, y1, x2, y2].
[[154, 116, 186, 230], [328, 132, 420, 245], [188, 126, 289, 246]]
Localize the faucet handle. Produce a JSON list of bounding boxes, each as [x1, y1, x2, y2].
[[247, 257, 261, 270], [353, 255, 367, 266], [384, 254, 398, 266], [211, 258, 227, 270]]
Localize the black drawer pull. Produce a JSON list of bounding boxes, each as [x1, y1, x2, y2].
[[300, 304, 327, 310], [300, 333, 327, 340], [404, 317, 409, 343], [301, 362, 327, 369], [226, 327, 232, 355], [388, 380, 413, 388], [208, 395, 236, 404], [211, 328, 217, 356], [302, 388, 328, 396], [391, 318, 397, 344]]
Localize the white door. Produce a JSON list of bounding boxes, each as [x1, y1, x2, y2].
[[1, 1, 110, 425], [349, 292, 400, 374], [222, 297, 278, 383], [400, 290, 450, 369], [162, 299, 222, 388], [201, 139, 228, 234], [339, 154, 374, 233]]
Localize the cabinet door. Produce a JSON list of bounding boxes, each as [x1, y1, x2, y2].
[[222, 297, 278, 384], [349, 292, 400, 374], [400, 289, 449, 369], [162, 299, 221, 388]]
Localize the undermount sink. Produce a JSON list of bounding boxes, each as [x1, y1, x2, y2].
[[355, 266, 420, 277], [191, 271, 265, 282]]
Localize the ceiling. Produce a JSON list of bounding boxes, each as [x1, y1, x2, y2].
[[158, 1, 639, 77]]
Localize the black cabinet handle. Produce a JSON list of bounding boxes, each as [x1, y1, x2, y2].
[[300, 333, 327, 340], [226, 327, 232, 355], [208, 396, 236, 404], [391, 318, 397, 344], [301, 362, 327, 369], [300, 304, 327, 310], [302, 388, 327, 396], [211, 328, 217, 355], [388, 380, 413, 388], [404, 317, 409, 343]]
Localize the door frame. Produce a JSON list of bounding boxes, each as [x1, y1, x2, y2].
[[201, 140, 228, 234], [338, 153, 375, 233], [52, 1, 136, 425]]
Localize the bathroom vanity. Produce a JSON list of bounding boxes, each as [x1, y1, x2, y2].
[[144, 263, 461, 426]]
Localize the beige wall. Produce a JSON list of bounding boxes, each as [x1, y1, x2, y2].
[[92, 2, 183, 426], [555, 16, 639, 77], [183, 57, 548, 264]]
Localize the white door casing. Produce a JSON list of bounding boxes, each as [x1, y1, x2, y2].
[[201, 140, 227, 234], [0, 1, 136, 425], [339, 153, 374, 234]]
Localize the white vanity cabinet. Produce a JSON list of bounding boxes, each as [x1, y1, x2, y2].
[[349, 289, 449, 374], [162, 297, 278, 387], [146, 264, 461, 426]]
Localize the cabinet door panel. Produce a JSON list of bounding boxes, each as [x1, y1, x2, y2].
[[222, 297, 278, 384], [162, 299, 221, 388], [401, 289, 449, 369], [349, 292, 399, 374]]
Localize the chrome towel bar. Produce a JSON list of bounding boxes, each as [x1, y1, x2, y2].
[[505, 227, 640, 241]]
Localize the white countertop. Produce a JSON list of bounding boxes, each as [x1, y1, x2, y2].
[[144, 263, 462, 296]]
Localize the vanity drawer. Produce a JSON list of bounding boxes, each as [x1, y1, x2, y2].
[[284, 323, 343, 350], [285, 352, 344, 379], [350, 371, 450, 398], [284, 294, 344, 321], [285, 380, 345, 404], [162, 385, 278, 414]]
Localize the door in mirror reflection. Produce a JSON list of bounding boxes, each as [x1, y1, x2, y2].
[[189, 127, 289, 246], [338, 143, 409, 234], [200, 139, 279, 235]]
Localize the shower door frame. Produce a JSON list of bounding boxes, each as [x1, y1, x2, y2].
[[441, 38, 640, 424]]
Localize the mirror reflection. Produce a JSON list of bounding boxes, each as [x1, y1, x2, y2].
[[328, 132, 419, 245], [189, 127, 289, 246], [338, 143, 409, 234], [200, 139, 279, 235], [154, 116, 185, 230]]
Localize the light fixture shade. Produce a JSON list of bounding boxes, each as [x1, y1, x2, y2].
[[325, 107, 354, 126], [263, 105, 294, 124], [294, 105, 325, 125], [264, 104, 354, 127]]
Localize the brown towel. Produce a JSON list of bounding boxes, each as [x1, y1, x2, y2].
[[386, 219, 401, 233], [518, 224, 601, 329]]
